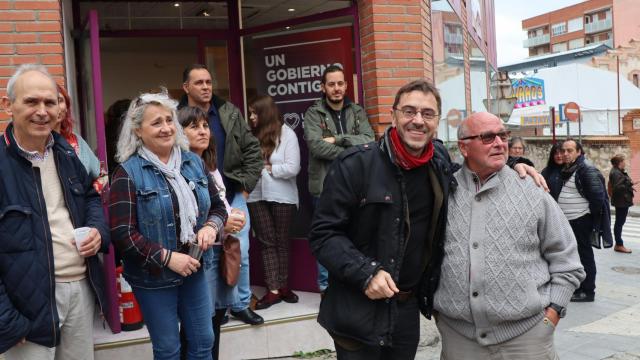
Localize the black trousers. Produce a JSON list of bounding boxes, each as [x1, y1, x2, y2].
[[569, 214, 597, 295], [614, 206, 629, 246], [334, 297, 420, 360]]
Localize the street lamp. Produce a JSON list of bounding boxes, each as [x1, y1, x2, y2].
[[483, 71, 517, 123]]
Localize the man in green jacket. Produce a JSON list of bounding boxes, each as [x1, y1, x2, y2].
[[179, 64, 264, 327], [303, 65, 375, 292]]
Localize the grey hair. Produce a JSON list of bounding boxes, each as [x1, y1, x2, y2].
[[115, 89, 190, 163], [6, 64, 58, 102]]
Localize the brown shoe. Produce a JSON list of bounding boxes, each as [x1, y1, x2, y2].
[[614, 245, 632, 253], [279, 287, 299, 303], [255, 291, 282, 310]]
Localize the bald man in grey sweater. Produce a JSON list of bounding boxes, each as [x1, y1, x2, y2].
[[434, 112, 585, 359]]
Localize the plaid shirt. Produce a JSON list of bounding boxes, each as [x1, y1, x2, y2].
[[109, 165, 227, 272]]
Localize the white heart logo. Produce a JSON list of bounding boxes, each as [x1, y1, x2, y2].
[[283, 112, 301, 130]]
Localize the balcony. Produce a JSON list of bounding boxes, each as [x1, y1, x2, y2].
[[585, 17, 612, 34], [444, 32, 463, 45], [592, 38, 614, 48], [523, 34, 550, 48]]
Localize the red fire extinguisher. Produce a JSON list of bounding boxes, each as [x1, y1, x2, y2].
[[116, 266, 144, 331]]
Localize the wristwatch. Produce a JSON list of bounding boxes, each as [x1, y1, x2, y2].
[[548, 303, 566, 318]]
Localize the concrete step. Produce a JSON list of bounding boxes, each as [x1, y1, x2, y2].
[[94, 289, 334, 360]]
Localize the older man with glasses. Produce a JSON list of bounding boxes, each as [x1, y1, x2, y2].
[[433, 111, 585, 359]]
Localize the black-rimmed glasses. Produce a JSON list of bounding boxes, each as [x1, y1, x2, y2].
[[393, 106, 439, 121], [460, 130, 511, 144]]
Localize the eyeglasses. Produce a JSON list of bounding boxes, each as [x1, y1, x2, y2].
[[393, 107, 439, 121], [460, 130, 511, 144]]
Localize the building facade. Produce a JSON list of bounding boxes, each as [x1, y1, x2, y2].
[[0, 0, 498, 346], [522, 0, 640, 58]]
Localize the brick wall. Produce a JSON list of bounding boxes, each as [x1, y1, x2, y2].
[[622, 109, 640, 203], [358, 0, 434, 136], [0, 0, 64, 132]]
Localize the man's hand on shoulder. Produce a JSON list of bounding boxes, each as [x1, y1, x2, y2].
[[323, 137, 336, 144], [514, 163, 549, 192], [364, 270, 399, 300]]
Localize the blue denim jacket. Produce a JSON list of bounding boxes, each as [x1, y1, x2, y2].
[[121, 151, 211, 288]]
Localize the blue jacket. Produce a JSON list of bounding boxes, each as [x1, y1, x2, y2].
[[541, 164, 563, 201], [119, 151, 213, 289], [0, 124, 110, 353]]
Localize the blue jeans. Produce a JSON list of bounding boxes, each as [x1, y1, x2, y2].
[[204, 245, 238, 310], [312, 196, 329, 291], [133, 269, 213, 360], [230, 193, 252, 311]]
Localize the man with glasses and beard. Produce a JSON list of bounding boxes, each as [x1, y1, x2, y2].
[[433, 112, 584, 359], [303, 65, 374, 294]]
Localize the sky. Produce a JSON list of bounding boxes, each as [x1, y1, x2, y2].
[[495, 0, 584, 66]]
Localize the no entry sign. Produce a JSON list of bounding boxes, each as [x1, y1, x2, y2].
[[564, 102, 580, 122]]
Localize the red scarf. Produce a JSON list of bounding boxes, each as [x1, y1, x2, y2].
[[389, 127, 434, 170]]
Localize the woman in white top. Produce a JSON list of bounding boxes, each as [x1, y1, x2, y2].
[[247, 95, 301, 310]]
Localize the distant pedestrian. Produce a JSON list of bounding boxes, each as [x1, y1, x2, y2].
[[506, 136, 534, 168], [435, 112, 584, 359], [508, 136, 526, 157], [558, 138, 613, 303], [542, 143, 564, 200], [609, 154, 636, 253]]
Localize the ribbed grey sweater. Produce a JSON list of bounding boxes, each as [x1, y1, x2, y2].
[[434, 165, 585, 346]]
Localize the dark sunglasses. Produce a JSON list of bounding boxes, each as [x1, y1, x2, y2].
[[460, 130, 511, 145]]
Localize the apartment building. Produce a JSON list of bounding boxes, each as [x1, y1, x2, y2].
[[522, 0, 640, 57]]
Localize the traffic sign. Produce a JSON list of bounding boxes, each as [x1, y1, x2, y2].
[[447, 108, 462, 128], [564, 102, 580, 122]]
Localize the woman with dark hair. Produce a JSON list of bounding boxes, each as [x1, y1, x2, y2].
[[54, 84, 105, 191], [247, 95, 301, 310], [178, 106, 245, 360], [541, 143, 564, 200], [609, 154, 636, 253]]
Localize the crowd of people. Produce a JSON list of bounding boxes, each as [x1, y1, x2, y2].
[[0, 62, 635, 360]]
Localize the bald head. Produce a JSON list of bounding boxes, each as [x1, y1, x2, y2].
[[458, 112, 509, 180]]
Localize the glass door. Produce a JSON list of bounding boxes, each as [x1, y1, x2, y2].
[[202, 40, 230, 101]]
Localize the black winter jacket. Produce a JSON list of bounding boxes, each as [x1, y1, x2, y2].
[[609, 167, 634, 207], [309, 129, 456, 346], [0, 124, 110, 353], [568, 155, 613, 244]]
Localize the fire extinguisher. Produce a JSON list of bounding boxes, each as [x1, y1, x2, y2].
[[116, 266, 144, 331]]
